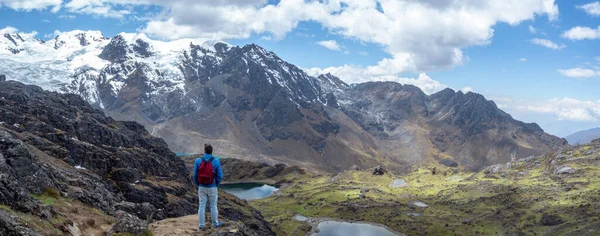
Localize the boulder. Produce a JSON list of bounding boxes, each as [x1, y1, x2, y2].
[[540, 213, 564, 226], [554, 166, 575, 175], [107, 213, 148, 236], [359, 188, 368, 198], [372, 165, 385, 175], [483, 164, 503, 174], [408, 200, 428, 208]]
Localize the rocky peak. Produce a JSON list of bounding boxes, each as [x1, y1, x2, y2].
[[52, 30, 106, 50], [3, 33, 23, 46], [214, 42, 230, 54], [99, 35, 130, 63], [317, 73, 349, 93], [1, 32, 32, 54]]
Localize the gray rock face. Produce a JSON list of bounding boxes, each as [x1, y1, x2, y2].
[[0, 130, 58, 216], [0, 209, 41, 236], [439, 158, 458, 167], [0, 74, 5, 82]]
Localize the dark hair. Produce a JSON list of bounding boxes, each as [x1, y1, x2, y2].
[[204, 144, 213, 154]]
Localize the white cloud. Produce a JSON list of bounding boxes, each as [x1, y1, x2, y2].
[[135, 0, 559, 75], [358, 51, 368, 56], [43, 29, 62, 39], [306, 65, 447, 94], [3, 0, 560, 85], [0, 0, 62, 12], [64, 0, 131, 18], [558, 68, 600, 79], [530, 38, 565, 50], [461, 86, 473, 93], [58, 14, 76, 19], [0, 26, 38, 39], [561, 26, 600, 40], [316, 40, 341, 51], [42, 19, 51, 23], [529, 25, 537, 34], [520, 58, 527, 62], [518, 98, 600, 121], [577, 1, 600, 16]]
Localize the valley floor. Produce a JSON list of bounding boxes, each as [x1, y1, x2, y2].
[[248, 141, 600, 235], [148, 141, 600, 236]]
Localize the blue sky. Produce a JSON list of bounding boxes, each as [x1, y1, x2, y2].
[[1, 0, 599, 137]]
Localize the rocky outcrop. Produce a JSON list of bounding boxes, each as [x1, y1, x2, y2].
[[0, 209, 41, 236], [554, 166, 575, 175], [107, 213, 148, 236], [0, 80, 274, 235], [372, 165, 385, 175], [0, 80, 192, 218], [149, 191, 275, 236]]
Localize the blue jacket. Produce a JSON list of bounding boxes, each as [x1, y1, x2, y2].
[[193, 154, 223, 188]]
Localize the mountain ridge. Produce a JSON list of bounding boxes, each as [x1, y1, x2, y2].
[[566, 127, 600, 145], [0, 30, 567, 171]]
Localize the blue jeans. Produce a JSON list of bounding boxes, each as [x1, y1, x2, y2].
[[198, 186, 219, 228]]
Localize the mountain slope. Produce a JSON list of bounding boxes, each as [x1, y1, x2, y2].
[[566, 128, 600, 145], [0, 80, 273, 235], [0, 30, 567, 171]]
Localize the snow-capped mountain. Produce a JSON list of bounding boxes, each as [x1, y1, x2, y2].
[[0, 30, 567, 171]]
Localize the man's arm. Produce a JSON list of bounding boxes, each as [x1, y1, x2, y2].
[[192, 159, 199, 186], [214, 159, 223, 187]]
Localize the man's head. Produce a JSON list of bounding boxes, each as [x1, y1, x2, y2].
[[204, 144, 213, 154]]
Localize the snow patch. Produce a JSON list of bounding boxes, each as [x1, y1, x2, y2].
[[75, 165, 87, 170]]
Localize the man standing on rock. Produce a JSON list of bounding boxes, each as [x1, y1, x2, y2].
[[193, 144, 223, 230]]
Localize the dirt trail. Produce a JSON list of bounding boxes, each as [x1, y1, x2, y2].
[[150, 215, 240, 236]]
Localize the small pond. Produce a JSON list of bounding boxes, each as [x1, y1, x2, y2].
[[220, 183, 278, 200], [314, 221, 398, 236], [175, 152, 194, 157]]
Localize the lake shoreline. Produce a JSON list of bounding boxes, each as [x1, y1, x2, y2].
[[306, 216, 405, 236], [220, 180, 277, 185]]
